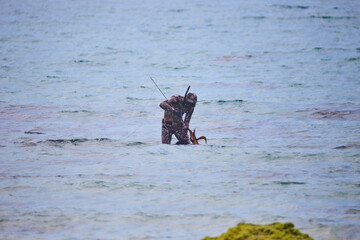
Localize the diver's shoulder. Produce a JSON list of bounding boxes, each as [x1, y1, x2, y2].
[[169, 94, 183, 102]]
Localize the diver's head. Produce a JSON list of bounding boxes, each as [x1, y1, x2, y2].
[[185, 92, 197, 108]]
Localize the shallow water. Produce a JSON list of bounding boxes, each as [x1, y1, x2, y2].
[[1, 0, 360, 239]]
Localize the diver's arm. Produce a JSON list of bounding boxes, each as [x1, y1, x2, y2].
[[160, 99, 175, 112], [184, 107, 194, 127]]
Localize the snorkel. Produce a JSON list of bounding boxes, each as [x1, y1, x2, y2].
[[184, 85, 190, 101]]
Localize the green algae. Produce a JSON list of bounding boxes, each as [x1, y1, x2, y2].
[[202, 222, 313, 240]]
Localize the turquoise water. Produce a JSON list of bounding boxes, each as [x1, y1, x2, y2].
[[1, 0, 359, 239]]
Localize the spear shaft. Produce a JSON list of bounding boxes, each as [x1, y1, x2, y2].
[[150, 77, 167, 100]]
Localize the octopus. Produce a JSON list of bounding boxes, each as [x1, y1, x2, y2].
[[187, 128, 207, 145]]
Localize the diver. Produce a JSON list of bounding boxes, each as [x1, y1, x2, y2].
[[160, 88, 197, 144]]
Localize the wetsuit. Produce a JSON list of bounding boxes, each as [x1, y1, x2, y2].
[[160, 93, 196, 144]]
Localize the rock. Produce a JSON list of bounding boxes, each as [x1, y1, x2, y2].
[[202, 222, 313, 240]]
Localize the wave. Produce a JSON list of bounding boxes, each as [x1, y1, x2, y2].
[[274, 181, 306, 185], [24, 130, 44, 135], [73, 59, 105, 66], [309, 16, 356, 20], [218, 99, 243, 104], [202, 99, 244, 105], [40, 138, 112, 146], [273, 5, 309, 10], [15, 138, 149, 148], [168, 9, 187, 13], [59, 110, 92, 113], [334, 144, 360, 150], [126, 141, 147, 146], [237, 15, 356, 21], [346, 57, 360, 62], [73, 59, 91, 63], [46, 75, 60, 79], [301, 105, 360, 120], [309, 109, 360, 120], [241, 16, 266, 20], [126, 97, 143, 101]]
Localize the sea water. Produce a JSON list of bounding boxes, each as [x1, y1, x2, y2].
[[0, 0, 359, 239]]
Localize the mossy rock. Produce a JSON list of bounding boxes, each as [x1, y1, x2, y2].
[[202, 222, 313, 240]]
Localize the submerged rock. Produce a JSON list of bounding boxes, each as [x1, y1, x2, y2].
[[202, 222, 313, 240]]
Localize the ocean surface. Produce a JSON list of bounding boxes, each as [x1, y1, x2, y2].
[[1, 0, 359, 239]]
